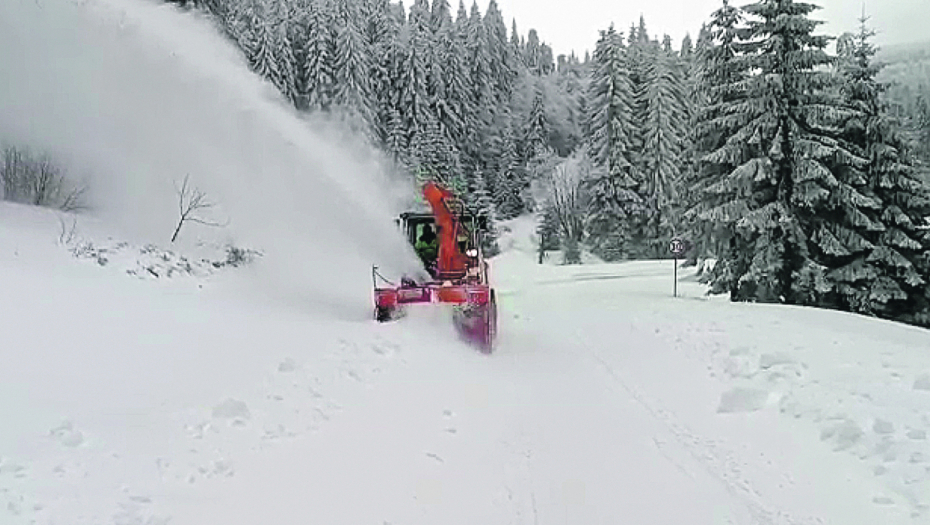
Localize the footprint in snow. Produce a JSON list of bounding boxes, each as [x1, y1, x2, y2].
[[913, 374, 930, 391], [716, 387, 771, 414], [873, 419, 895, 435], [0, 458, 27, 479], [50, 421, 85, 448], [278, 358, 298, 373], [343, 367, 364, 382], [211, 399, 251, 426], [819, 419, 865, 452], [262, 424, 297, 441], [2, 489, 43, 518], [185, 421, 214, 440], [442, 410, 458, 433], [112, 495, 171, 525]]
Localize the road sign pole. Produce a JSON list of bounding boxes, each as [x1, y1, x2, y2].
[[669, 237, 685, 298]]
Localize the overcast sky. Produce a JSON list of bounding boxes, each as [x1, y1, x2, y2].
[[489, 0, 930, 57]]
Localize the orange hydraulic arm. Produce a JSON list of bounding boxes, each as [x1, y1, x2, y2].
[[423, 181, 467, 278]]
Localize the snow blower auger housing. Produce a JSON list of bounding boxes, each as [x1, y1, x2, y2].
[[372, 181, 498, 353]]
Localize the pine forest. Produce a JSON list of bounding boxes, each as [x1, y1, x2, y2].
[[164, 0, 930, 328]]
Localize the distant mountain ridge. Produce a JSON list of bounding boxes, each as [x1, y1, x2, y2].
[[875, 39, 930, 65]]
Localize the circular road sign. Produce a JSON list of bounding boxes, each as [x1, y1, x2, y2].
[[669, 238, 685, 255]]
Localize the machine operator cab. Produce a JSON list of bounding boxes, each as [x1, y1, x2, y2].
[[397, 211, 489, 282]]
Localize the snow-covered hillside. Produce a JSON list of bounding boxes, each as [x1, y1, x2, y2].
[[0, 0, 424, 319]]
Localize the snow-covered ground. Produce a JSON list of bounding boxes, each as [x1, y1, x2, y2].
[[2, 0, 930, 523], [3, 206, 930, 525]]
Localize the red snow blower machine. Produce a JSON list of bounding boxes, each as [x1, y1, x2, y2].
[[372, 181, 498, 353]]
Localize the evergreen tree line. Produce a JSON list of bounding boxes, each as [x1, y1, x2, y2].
[[581, 17, 695, 261], [677, 0, 929, 327], [542, 0, 930, 328], [171, 0, 930, 328], [171, 0, 584, 253]]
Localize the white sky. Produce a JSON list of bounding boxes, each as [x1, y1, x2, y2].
[[489, 0, 930, 57]]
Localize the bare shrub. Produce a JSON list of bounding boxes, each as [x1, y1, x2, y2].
[[1, 145, 88, 211], [540, 155, 588, 264]]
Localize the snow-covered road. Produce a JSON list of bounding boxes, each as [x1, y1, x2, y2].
[[3, 210, 929, 525]]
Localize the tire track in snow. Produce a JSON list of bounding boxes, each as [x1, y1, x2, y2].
[[584, 343, 819, 525]]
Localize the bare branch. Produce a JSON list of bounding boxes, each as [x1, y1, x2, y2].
[[58, 216, 77, 246], [171, 174, 227, 243], [59, 185, 88, 212], [187, 216, 231, 228]]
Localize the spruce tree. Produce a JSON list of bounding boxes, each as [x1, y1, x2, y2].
[[680, 34, 693, 60], [465, 2, 495, 182], [483, 0, 515, 105], [536, 201, 561, 262], [361, 0, 394, 146], [247, 0, 281, 83], [302, 0, 335, 112], [221, 2, 249, 53], [496, 126, 526, 218], [396, 25, 430, 156], [523, 81, 550, 160], [584, 25, 643, 261], [684, 3, 745, 270], [270, 0, 298, 105], [430, 0, 452, 33], [464, 161, 501, 256], [625, 16, 654, 178], [641, 42, 687, 256], [385, 107, 407, 164], [696, 0, 860, 305], [332, 0, 375, 138], [510, 19, 522, 58], [828, 16, 930, 325]]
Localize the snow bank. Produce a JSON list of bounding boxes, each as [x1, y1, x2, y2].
[[0, 202, 441, 525], [0, 0, 422, 318]]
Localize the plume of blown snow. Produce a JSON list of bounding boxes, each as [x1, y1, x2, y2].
[[0, 0, 424, 318]]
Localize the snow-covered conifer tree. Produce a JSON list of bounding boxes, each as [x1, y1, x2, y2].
[[270, 0, 298, 105], [640, 41, 687, 255], [302, 0, 335, 111], [583, 25, 643, 260], [825, 15, 930, 325], [332, 0, 375, 138], [695, 0, 861, 305], [246, 0, 280, 83], [682, 5, 743, 268]]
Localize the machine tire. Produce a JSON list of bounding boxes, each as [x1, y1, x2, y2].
[[480, 292, 497, 354], [375, 305, 395, 323]]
